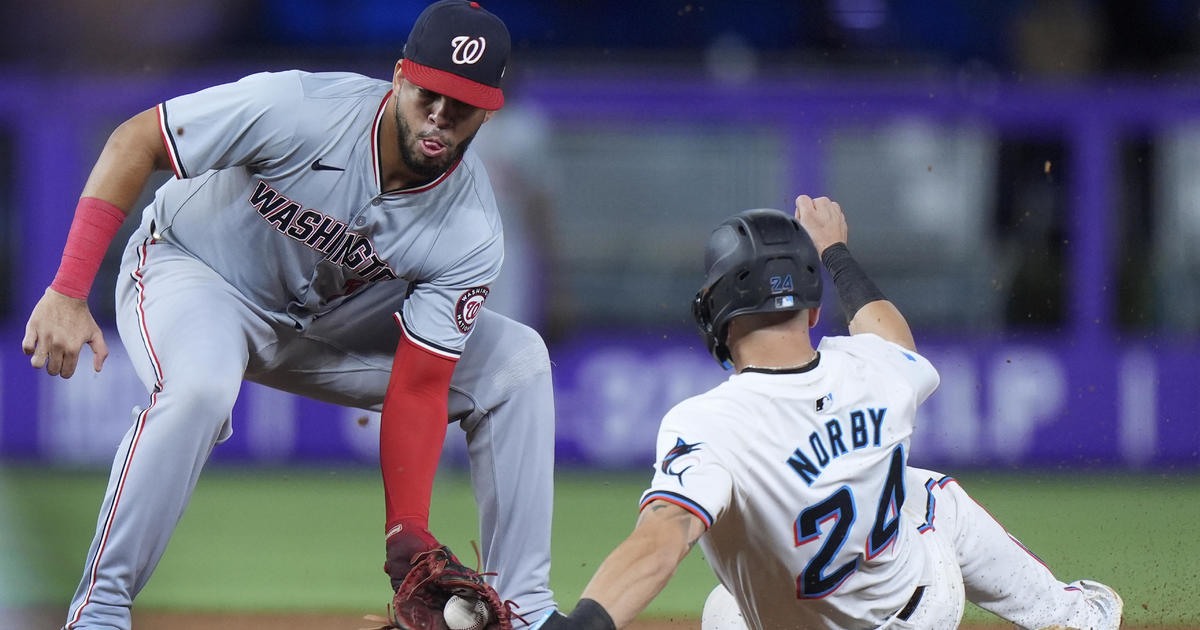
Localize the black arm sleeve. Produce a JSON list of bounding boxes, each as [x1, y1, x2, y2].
[[539, 599, 617, 630], [821, 242, 887, 321]]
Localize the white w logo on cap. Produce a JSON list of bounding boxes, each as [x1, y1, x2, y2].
[[451, 36, 486, 64]]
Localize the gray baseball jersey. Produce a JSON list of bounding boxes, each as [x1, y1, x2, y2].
[[153, 69, 502, 353], [63, 70, 559, 630]]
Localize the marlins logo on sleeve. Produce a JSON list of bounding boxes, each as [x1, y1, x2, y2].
[[660, 438, 703, 485], [639, 405, 737, 531]]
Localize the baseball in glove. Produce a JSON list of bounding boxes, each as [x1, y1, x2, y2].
[[365, 545, 516, 630]]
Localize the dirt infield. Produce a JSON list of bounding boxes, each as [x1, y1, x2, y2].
[[7, 609, 1177, 629], [0, 609, 1034, 630]]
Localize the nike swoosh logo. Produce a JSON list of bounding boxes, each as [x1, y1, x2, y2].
[[311, 159, 345, 172]]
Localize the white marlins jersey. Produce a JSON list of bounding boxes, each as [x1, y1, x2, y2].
[[640, 334, 940, 630]]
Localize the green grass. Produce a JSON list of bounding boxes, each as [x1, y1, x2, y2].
[[1, 466, 1197, 625]]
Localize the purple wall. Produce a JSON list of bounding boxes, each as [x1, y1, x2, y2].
[[550, 331, 1200, 469], [2, 326, 1196, 468], [1, 72, 1197, 468]]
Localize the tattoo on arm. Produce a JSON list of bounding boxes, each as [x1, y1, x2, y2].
[[669, 508, 705, 549], [639, 500, 707, 550], [676, 517, 695, 546]]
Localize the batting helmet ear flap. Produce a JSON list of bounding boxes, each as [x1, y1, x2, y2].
[[692, 283, 734, 368]]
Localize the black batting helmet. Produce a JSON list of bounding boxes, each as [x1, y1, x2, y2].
[[692, 208, 823, 367]]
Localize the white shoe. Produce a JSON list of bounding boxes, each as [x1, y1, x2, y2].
[[1071, 580, 1123, 630]]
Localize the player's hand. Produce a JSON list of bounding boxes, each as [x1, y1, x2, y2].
[[22, 288, 109, 378], [794, 195, 848, 255]]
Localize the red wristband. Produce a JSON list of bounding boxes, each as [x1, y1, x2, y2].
[[50, 197, 127, 300]]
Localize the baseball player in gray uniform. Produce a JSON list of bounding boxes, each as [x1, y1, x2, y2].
[[21, 2, 556, 628], [537, 196, 1123, 630]]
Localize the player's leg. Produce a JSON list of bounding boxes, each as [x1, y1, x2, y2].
[[905, 467, 1122, 630], [447, 308, 557, 622], [264, 296, 558, 623], [882, 524, 965, 629], [63, 239, 266, 630], [700, 584, 748, 630]]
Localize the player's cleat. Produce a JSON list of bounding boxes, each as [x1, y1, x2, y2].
[[1037, 581, 1122, 630], [1073, 580, 1124, 630]]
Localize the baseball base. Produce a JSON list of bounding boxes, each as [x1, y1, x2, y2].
[[444, 594, 491, 630]]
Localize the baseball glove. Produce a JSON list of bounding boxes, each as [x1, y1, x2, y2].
[[364, 545, 515, 630]]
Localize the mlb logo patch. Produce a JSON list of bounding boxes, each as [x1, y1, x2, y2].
[[775, 295, 795, 308], [815, 392, 833, 412]]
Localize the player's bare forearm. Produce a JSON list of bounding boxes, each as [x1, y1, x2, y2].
[[580, 502, 704, 628], [81, 107, 173, 210], [848, 300, 916, 351]]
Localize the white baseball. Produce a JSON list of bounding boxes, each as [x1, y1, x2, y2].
[[444, 594, 491, 630]]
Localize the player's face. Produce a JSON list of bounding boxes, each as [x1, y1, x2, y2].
[[393, 78, 491, 181]]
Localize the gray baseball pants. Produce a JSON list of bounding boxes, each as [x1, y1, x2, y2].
[[62, 230, 557, 629]]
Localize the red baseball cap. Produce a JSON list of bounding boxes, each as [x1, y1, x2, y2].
[[401, 0, 510, 110]]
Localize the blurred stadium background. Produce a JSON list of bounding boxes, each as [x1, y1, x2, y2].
[[1, 0, 1199, 627]]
